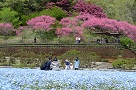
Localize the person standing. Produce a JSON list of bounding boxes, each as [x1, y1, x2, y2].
[[78, 37, 81, 44], [76, 36, 79, 44], [34, 37, 36, 43], [74, 57, 80, 70], [70, 63, 74, 70], [64, 59, 70, 70]]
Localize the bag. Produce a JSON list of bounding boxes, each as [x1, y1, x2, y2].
[[40, 62, 47, 70]]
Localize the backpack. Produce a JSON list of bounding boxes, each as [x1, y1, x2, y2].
[[40, 62, 47, 70]]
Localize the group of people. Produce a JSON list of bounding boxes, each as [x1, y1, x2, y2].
[[64, 57, 80, 70], [40, 56, 59, 70], [40, 56, 80, 71]]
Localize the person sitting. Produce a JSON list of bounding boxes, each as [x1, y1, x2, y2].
[[51, 57, 60, 71], [40, 61, 47, 70], [45, 57, 52, 70]]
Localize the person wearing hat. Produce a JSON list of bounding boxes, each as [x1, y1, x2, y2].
[[74, 57, 80, 70]]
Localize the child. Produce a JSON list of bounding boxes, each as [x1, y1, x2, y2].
[[70, 63, 73, 70], [64, 59, 70, 70]]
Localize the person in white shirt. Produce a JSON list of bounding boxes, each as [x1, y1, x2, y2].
[[76, 36, 79, 44], [70, 63, 74, 70], [78, 37, 81, 44]]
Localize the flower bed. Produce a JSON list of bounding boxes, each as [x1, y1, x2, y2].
[[0, 68, 136, 90]]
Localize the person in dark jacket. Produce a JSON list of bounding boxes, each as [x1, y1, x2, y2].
[[45, 57, 52, 70]]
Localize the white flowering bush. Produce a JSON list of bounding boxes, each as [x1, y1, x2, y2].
[[0, 68, 136, 90]]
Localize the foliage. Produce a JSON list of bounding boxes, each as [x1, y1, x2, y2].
[[37, 29, 57, 42], [81, 14, 136, 42], [0, 7, 20, 27], [112, 58, 135, 69], [100, 59, 108, 62], [27, 15, 56, 31], [55, 14, 136, 42], [132, 0, 136, 23], [40, 6, 68, 20], [120, 37, 134, 48], [20, 12, 41, 26], [0, 23, 15, 38], [0, 0, 42, 15], [59, 49, 101, 67], [89, 0, 134, 23], [73, 0, 107, 18], [78, 51, 101, 67], [60, 49, 80, 60], [21, 6, 67, 25], [46, 0, 73, 15], [55, 17, 84, 38], [0, 0, 135, 27], [11, 51, 38, 58], [112, 58, 124, 68], [12, 63, 36, 69]]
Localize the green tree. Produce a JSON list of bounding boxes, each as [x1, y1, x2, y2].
[[40, 6, 67, 20], [21, 6, 67, 25], [0, 0, 42, 15], [87, 0, 134, 23], [120, 37, 134, 48], [0, 7, 20, 27], [132, 0, 136, 23]]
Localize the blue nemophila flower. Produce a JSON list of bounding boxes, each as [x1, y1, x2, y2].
[[0, 68, 136, 89]]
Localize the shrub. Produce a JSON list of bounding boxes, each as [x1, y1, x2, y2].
[[112, 58, 135, 69], [101, 59, 108, 62], [78, 52, 101, 67], [59, 49, 80, 66], [123, 58, 135, 69], [40, 6, 67, 20], [12, 63, 36, 69], [11, 51, 38, 58], [120, 37, 134, 48], [112, 59, 124, 68], [59, 49, 101, 67], [37, 29, 57, 42]]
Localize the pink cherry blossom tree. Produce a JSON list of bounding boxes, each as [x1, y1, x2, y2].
[[55, 17, 84, 38], [15, 26, 29, 36], [73, 0, 107, 18], [0, 23, 15, 37], [80, 14, 136, 42], [56, 14, 136, 42], [27, 15, 56, 31], [26, 15, 56, 41]]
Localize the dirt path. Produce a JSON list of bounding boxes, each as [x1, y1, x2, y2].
[[94, 63, 113, 70]]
